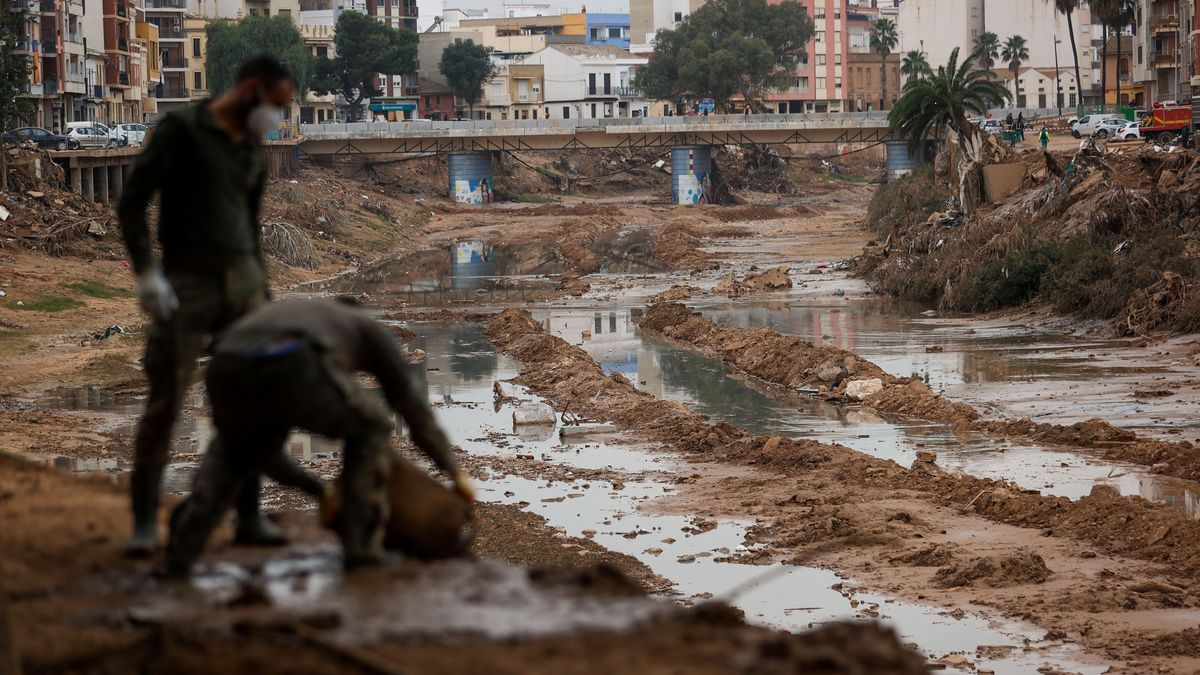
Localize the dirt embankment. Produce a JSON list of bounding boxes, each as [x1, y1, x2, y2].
[[638, 301, 1200, 483], [0, 453, 927, 675], [860, 142, 1200, 336]]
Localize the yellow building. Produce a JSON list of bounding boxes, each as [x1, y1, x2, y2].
[[560, 12, 585, 36], [184, 17, 209, 100], [136, 20, 160, 117]]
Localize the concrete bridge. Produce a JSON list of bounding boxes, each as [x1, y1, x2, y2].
[[298, 113, 913, 205]]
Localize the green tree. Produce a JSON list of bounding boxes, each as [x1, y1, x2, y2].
[[1000, 35, 1029, 103], [205, 16, 312, 97], [900, 50, 930, 83], [1048, 0, 1083, 110], [0, 0, 34, 191], [889, 48, 1010, 214], [633, 0, 814, 112], [312, 11, 417, 121], [438, 39, 494, 119], [972, 31, 1000, 70], [869, 17, 898, 110]]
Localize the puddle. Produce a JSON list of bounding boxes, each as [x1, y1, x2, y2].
[[301, 235, 663, 305], [524, 307, 1200, 517]]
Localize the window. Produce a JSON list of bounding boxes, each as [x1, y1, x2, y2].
[[834, 54, 841, 65], [673, 11, 682, 22], [591, 28, 601, 39], [815, 7, 824, 18], [192, 38, 200, 57], [816, 54, 826, 66], [194, 71, 201, 88], [816, 76, 826, 90], [608, 27, 622, 38], [816, 30, 825, 43], [563, 105, 570, 118], [278, 8, 289, 15], [316, 46, 327, 58]]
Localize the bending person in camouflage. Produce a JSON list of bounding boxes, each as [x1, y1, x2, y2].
[[118, 56, 295, 555], [165, 299, 474, 575]]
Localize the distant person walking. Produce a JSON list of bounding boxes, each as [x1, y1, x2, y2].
[[1039, 126, 1050, 150], [117, 56, 296, 556], [1016, 112, 1025, 141]]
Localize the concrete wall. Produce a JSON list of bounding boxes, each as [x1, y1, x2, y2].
[[896, 0, 981, 67]]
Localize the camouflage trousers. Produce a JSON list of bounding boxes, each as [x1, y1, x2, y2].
[[131, 256, 268, 531], [166, 340, 395, 572]]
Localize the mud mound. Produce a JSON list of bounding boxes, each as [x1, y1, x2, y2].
[[650, 286, 698, 304], [932, 552, 1051, 588], [708, 206, 786, 223], [750, 621, 928, 674], [890, 544, 959, 567], [1133, 627, 1200, 658], [640, 302, 1200, 482], [489, 309, 1200, 579], [652, 222, 720, 271]]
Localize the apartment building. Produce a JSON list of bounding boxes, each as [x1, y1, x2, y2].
[[585, 13, 630, 48], [845, 51, 899, 113], [763, 0, 849, 114], [518, 44, 648, 119], [1132, 0, 1192, 103], [628, 0, 702, 54]]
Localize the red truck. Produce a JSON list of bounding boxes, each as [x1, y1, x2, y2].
[[1138, 101, 1193, 143]]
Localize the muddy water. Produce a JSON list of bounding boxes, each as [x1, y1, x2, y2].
[[522, 306, 1200, 517], [410, 323, 1105, 673]]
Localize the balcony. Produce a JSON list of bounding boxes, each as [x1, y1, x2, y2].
[[155, 84, 190, 99], [1151, 52, 1179, 68], [144, 0, 186, 7], [515, 92, 542, 103], [39, 0, 54, 13], [21, 82, 44, 96], [161, 56, 188, 69], [89, 84, 108, 99], [1151, 15, 1179, 33], [117, 39, 129, 52], [12, 0, 32, 9], [157, 28, 184, 39], [65, 72, 84, 83], [586, 85, 640, 98], [118, 71, 129, 85], [40, 28, 57, 45], [44, 79, 58, 94], [65, 32, 84, 45], [192, 88, 209, 98]]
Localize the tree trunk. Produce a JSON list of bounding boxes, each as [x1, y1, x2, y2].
[[880, 58, 887, 110], [1101, 25, 1108, 111], [1115, 28, 1122, 108], [1066, 10, 1083, 111], [955, 123, 984, 214], [1011, 64, 1018, 105], [0, 142, 7, 193]]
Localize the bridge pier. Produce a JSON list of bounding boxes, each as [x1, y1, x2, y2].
[[885, 141, 925, 181], [447, 151, 494, 205], [670, 145, 713, 205]]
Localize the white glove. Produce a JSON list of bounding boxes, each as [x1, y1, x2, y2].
[[137, 267, 179, 322]]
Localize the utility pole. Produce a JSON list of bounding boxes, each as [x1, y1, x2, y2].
[[1054, 37, 1063, 116]]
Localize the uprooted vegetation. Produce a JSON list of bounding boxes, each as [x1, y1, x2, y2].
[[860, 143, 1200, 335]]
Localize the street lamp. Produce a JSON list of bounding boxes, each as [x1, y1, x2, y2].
[[1053, 37, 1063, 116]]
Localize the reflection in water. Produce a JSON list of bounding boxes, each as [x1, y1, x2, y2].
[[528, 307, 1200, 516]]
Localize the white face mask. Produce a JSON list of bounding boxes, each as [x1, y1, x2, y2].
[[248, 102, 285, 137]]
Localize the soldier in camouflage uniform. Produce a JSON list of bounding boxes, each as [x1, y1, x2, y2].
[[118, 56, 295, 555], [164, 299, 473, 575]]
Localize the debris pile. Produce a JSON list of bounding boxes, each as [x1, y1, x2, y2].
[[713, 266, 793, 296], [1, 148, 119, 257], [862, 142, 1200, 334]]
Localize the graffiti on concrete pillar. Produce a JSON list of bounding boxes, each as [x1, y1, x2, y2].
[[673, 171, 712, 205], [453, 177, 494, 205]]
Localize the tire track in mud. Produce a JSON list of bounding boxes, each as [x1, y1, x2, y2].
[[638, 300, 1200, 484], [484, 308, 1200, 665]]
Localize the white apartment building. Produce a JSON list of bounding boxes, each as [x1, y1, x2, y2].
[[518, 44, 648, 119], [628, 0, 703, 54]]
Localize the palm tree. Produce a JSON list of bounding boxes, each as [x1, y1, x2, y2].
[[900, 50, 931, 83], [1001, 35, 1030, 105], [1094, 0, 1136, 108], [972, 31, 1001, 70], [889, 47, 1010, 214], [870, 17, 898, 110], [1049, 0, 1083, 111]]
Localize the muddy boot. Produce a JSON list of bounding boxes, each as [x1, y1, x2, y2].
[[233, 477, 288, 547], [125, 468, 161, 557]]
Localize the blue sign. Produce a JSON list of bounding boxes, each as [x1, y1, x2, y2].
[[369, 102, 416, 112]]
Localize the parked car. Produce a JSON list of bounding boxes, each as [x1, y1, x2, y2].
[[1091, 117, 1128, 139], [979, 119, 1004, 135], [66, 123, 118, 148], [1116, 122, 1141, 140], [2, 126, 77, 151], [110, 123, 148, 146], [1070, 114, 1126, 138]]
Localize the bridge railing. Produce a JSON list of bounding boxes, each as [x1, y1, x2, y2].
[[300, 111, 895, 138]]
